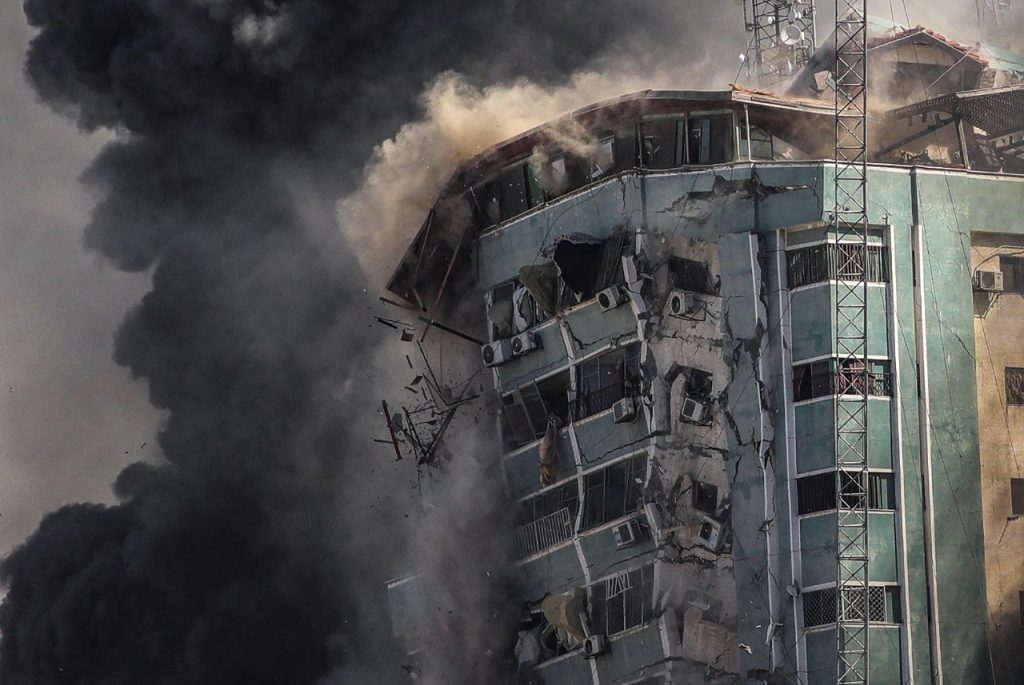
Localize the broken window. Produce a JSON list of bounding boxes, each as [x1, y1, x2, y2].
[[574, 343, 643, 420], [500, 371, 571, 449], [797, 471, 897, 515], [1000, 256, 1024, 294], [740, 124, 774, 160], [1011, 478, 1024, 517], [792, 358, 892, 402], [1007, 368, 1024, 406], [486, 278, 552, 340], [550, 231, 629, 303], [589, 565, 654, 636], [641, 118, 679, 169], [685, 114, 735, 165], [512, 483, 579, 559], [582, 454, 646, 530], [590, 135, 615, 180], [668, 256, 715, 295], [692, 481, 719, 514], [786, 243, 889, 288]]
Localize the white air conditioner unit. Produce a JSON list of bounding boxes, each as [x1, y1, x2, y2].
[[680, 395, 710, 425], [974, 269, 1004, 292], [612, 397, 637, 424], [612, 520, 642, 549], [510, 331, 539, 357], [582, 634, 609, 659], [597, 285, 627, 312], [481, 339, 513, 367], [668, 289, 701, 319], [697, 516, 724, 552]]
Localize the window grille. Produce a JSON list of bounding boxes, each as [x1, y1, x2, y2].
[[1006, 367, 1024, 406], [803, 588, 838, 627], [582, 455, 646, 530], [786, 243, 889, 288], [590, 565, 654, 636], [803, 586, 901, 628], [797, 472, 836, 515]]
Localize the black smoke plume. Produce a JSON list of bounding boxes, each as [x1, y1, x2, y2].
[[1, 2, 743, 683]]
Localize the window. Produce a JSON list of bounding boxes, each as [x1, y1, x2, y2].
[[669, 257, 715, 295], [589, 565, 654, 635], [487, 278, 553, 340], [1000, 255, 1024, 293], [473, 162, 546, 227], [803, 586, 902, 628], [693, 481, 719, 514], [590, 135, 615, 180], [797, 471, 896, 515], [641, 118, 679, 169], [684, 114, 735, 165], [792, 358, 892, 402], [501, 371, 571, 449], [582, 455, 646, 529], [1006, 368, 1024, 406], [786, 243, 889, 288], [740, 124, 774, 160], [1011, 478, 1024, 517], [574, 344, 643, 420]]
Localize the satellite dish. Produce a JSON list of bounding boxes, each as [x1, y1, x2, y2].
[[780, 23, 804, 46]]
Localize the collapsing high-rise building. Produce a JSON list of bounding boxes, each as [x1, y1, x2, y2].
[[383, 14, 1024, 685]]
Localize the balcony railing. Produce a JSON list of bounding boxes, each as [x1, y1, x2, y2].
[[512, 508, 574, 560]]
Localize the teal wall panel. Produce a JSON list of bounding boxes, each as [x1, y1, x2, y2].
[[496, 320, 569, 390], [795, 400, 834, 474], [573, 412, 650, 469], [805, 628, 838, 685], [563, 301, 637, 356], [514, 544, 585, 602], [800, 513, 837, 588], [868, 512, 899, 583], [869, 627, 903, 685]]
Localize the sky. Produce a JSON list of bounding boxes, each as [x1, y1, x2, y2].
[[0, 2, 161, 558], [0, 1, 1005, 683]]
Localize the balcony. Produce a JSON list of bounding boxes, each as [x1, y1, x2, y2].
[[512, 508, 574, 560]]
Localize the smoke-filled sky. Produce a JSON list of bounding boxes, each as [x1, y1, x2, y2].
[[0, 1, 1000, 683]]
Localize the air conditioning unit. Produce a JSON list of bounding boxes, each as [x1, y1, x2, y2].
[[680, 395, 710, 425], [612, 520, 642, 549], [481, 339, 513, 367], [612, 397, 637, 424], [510, 331, 539, 357], [668, 289, 701, 319], [697, 516, 724, 551], [597, 285, 627, 312], [582, 634, 609, 658], [974, 269, 1004, 292]]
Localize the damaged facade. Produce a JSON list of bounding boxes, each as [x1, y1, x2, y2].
[[385, 17, 1024, 685]]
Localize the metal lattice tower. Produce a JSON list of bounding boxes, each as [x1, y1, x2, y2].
[[833, 1, 870, 683], [747, 0, 817, 84]]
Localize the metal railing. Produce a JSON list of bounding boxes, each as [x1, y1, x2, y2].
[[512, 508, 574, 560]]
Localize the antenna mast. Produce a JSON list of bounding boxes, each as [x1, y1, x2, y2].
[[833, 0, 870, 683], [746, 0, 817, 84]]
